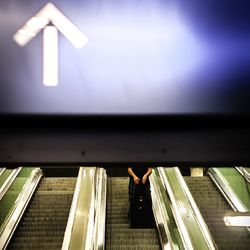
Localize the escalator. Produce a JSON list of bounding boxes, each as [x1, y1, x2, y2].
[[1, 167, 105, 250], [105, 177, 160, 249], [184, 175, 250, 249], [2, 166, 249, 249], [1, 167, 161, 250], [7, 177, 77, 249]]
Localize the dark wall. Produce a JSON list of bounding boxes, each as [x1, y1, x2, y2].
[[41, 167, 79, 177], [0, 0, 250, 115], [39, 166, 191, 177], [1, 115, 249, 166]]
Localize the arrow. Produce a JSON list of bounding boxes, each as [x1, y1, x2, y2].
[[13, 2, 88, 86]]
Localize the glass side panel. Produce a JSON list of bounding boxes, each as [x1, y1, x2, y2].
[[217, 168, 250, 210], [243, 167, 250, 175], [152, 169, 184, 249], [163, 168, 211, 250], [0, 168, 35, 231], [0, 169, 12, 188]]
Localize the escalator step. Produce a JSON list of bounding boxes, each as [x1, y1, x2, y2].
[[7, 177, 76, 250], [106, 246, 160, 250], [7, 242, 62, 250], [106, 177, 160, 249], [108, 238, 159, 245], [184, 176, 250, 250]]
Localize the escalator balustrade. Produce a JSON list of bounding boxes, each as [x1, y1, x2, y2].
[[185, 169, 250, 250], [7, 177, 77, 249]]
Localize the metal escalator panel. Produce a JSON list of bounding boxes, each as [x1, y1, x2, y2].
[[106, 176, 160, 250], [223, 211, 250, 227], [62, 167, 97, 250], [69, 168, 95, 250], [158, 167, 217, 250], [150, 169, 183, 250], [92, 167, 107, 250], [208, 168, 250, 212], [185, 175, 250, 250], [63, 167, 107, 250]]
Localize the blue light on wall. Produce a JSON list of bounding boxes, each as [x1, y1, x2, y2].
[[0, 0, 250, 114]]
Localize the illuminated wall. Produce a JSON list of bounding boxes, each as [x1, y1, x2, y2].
[[0, 0, 250, 114]]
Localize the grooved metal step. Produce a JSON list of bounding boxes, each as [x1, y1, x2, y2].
[[106, 177, 160, 249], [184, 176, 250, 250], [7, 177, 77, 250]]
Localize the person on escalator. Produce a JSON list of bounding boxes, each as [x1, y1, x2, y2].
[[128, 166, 155, 228]]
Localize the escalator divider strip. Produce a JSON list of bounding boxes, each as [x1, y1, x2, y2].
[[0, 168, 43, 250], [208, 168, 247, 212]]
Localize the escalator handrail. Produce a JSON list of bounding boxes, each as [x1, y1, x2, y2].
[[62, 167, 84, 250], [62, 167, 97, 250], [0, 168, 43, 250], [150, 169, 182, 250], [208, 168, 247, 212], [0, 168, 5, 177], [235, 166, 250, 184], [92, 168, 107, 250], [0, 167, 22, 200], [158, 167, 217, 250]]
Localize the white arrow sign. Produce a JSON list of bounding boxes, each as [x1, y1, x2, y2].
[[13, 2, 88, 86]]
